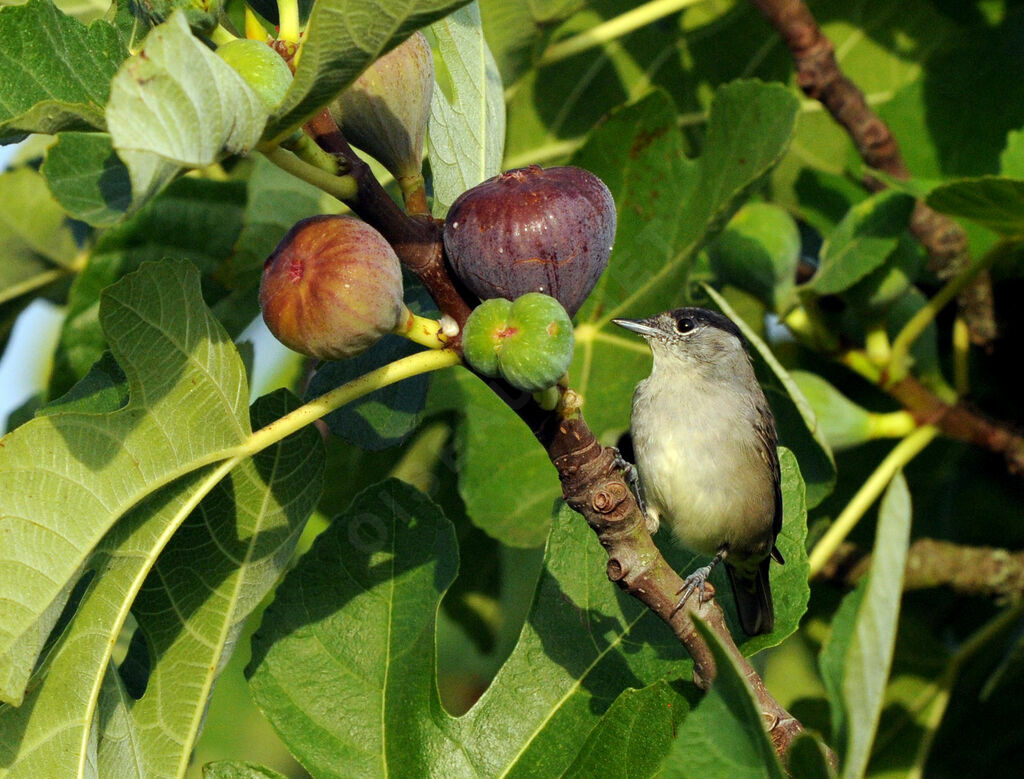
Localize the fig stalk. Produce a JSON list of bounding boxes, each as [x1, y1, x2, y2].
[[393, 309, 449, 349]]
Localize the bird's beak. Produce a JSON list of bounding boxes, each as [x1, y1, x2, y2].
[[612, 318, 661, 338]]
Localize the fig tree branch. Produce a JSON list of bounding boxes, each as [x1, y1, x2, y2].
[[303, 109, 474, 332], [301, 104, 813, 762], [819, 538, 1024, 599], [749, 0, 997, 346]]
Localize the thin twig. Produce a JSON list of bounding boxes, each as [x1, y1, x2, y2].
[[300, 102, 810, 761], [749, 0, 997, 346]]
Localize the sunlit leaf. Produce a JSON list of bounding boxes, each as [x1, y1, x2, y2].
[[0, 0, 126, 141], [426, 1, 506, 214], [106, 12, 267, 167]]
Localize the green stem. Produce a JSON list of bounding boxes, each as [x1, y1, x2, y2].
[[539, 0, 703, 66], [393, 307, 449, 349], [952, 315, 970, 397], [808, 424, 939, 576], [262, 145, 358, 201], [0, 266, 69, 305], [276, 0, 301, 43], [210, 25, 237, 46], [282, 132, 342, 176], [888, 245, 1002, 385], [866, 410, 918, 440], [865, 324, 892, 366], [240, 349, 460, 457]]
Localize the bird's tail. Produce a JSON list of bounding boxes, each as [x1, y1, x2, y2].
[[726, 556, 774, 636]]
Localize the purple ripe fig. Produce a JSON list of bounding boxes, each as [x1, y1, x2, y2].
[[330, 31, 434, 184], [443, 165, 615, 317], [260, 215, 405, 360], [462, 293, 574, 393]]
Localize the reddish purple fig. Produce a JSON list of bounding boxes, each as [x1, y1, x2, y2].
[[443, 165, 616, 316], [260, 215, 406, 360]]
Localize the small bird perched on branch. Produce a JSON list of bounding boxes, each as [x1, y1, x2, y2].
[[614, 307, 784, 636]]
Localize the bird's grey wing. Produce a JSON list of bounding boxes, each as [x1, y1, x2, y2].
[[754, 398, 785, 564]]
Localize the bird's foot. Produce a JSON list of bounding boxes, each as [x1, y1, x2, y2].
[[673, 565, 716, 612], [672, 548, 727, 613], [611, 447, 656, 533]]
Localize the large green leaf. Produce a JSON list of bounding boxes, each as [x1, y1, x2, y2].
[[247, 478, 467, 777], [248, 492, 683, 777], [0, 0, 126, 142], [662, 618, 786, 778], [48, 177, 248, 397], [562, 681, 692, 778], [247, 465, 809, 776], [41, 131, 179, 226], [264, 0, 473, 143], [819, 471, 912, 776], [925, 176, 1024, 236], [0, 391, 322, 776], [0, 260, 252, 706], [106, 12, 267, 168], [425, 0, 505, 214], [804, 191, 916, 296]]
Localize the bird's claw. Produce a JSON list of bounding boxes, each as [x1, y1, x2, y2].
[[673, 564, 716, 613], [612, 447, 653, 530]]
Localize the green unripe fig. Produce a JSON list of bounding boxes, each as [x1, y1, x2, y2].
[[462, 293, 574, 392], [260, 215, 406, 360], [706, 202, 801, 314], [330, 31, 433, 182], [216, 38, 293, 108], [133, 0, 225, 34]]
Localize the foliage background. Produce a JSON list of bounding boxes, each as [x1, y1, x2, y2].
[[1, 0, 1024, 777]]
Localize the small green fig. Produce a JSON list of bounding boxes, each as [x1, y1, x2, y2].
[[133, 0, 225, 34], [330, 31, 434, 182], [444, 165, 616, 317], [216, 38, 293, 108], [260, 215, 405, 360], [462, 293, 574, 392]]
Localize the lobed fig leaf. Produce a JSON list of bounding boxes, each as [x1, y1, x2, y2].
[[260, 215, 405, 360], [443, 165, 615, 316], [462, 293, 574, 392]]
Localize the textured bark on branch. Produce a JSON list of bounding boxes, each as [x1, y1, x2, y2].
[[749, 0, 997, 346], [820, 538, 1024, 599], [303, 110, 812, 759]]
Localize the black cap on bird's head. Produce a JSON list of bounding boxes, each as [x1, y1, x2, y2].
[[613, 308, 747, 365]]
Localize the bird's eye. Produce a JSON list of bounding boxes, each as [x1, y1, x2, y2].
[[675, 316, 695, 333]]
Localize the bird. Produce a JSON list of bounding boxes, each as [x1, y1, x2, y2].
[[613, 307, 784, 636]]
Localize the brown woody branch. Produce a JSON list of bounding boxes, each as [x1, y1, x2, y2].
[[886, 375, 1024, 475], [819, 538, 1024, 599], [303, 109, 810, 760], [749, 0, 997, 347], [304, 109, 473, 338]]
